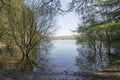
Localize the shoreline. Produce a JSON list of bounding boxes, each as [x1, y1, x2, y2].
[[0, 59, 120, 80]]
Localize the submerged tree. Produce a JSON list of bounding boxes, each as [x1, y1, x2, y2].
[[0, 0, 61, 70]]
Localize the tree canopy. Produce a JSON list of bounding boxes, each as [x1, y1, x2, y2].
[[69, 0, 120, 59]]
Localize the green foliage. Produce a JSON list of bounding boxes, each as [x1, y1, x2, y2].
[[72, 0, 120, 59]]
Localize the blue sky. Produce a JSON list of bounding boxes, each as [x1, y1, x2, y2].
[[54, 0, 79, 36]]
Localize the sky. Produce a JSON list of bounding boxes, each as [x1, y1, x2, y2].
[[54, 0, 79, 36]]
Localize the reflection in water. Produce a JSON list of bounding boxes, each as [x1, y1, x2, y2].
[[76, 42, 109, 72], [0, 40, 53, 71], [0, 48, 35, 71], [0, 40, 104, 80], [1, 39, 107, 73], [34, 40, 55, 73], [49, 40, 78, 73]]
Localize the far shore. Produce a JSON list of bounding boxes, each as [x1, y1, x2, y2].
[[48, 35, 79, 40]]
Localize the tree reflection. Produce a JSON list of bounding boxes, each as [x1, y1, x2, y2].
[[0, 39, 53, 72], [34, 40, 55, 73], [76, 43, 109, 72]]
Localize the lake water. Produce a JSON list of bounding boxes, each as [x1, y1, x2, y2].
[[35, 40, 108, 74], [50, 40, 78, 72], [0, 40, 109, 80]]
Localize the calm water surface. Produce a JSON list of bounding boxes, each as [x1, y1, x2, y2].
[[36, 40, 108, 74], [0, 40, 108, 80], [50, 40, 78, 72]]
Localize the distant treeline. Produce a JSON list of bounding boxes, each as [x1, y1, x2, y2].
[[49, 35, 79, 40]]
